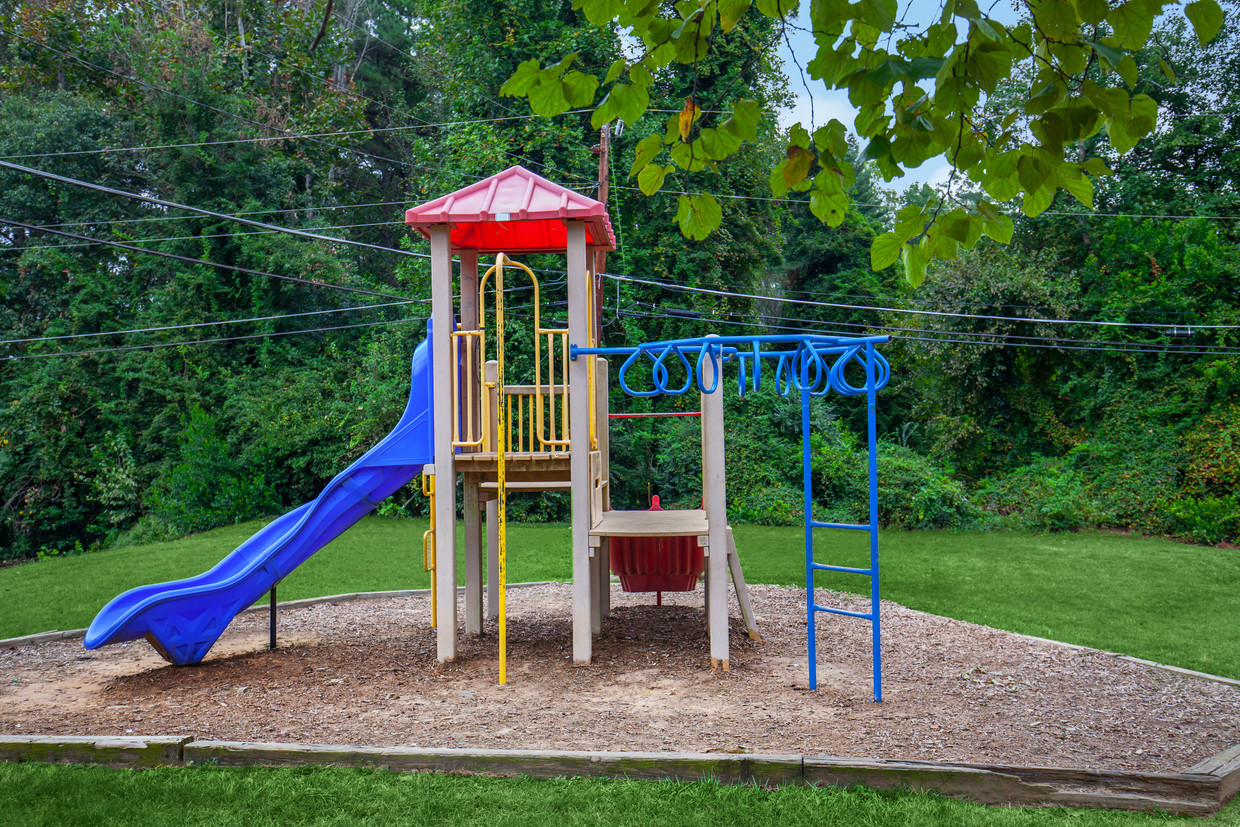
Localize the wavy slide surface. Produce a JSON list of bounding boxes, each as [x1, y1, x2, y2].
[[85, 324, 435, 665]]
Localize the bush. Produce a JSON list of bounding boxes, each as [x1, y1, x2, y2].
[[144, 405, 279, 537], [1164, 495, 1240, 546], [874, 443, 978, 530]]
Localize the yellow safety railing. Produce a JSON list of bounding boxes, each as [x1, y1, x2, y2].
[[450, 256, 603, 457], [421, 472, 436, 629], [449, 330, 484, 448]]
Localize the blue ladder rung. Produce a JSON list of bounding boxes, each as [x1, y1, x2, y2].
[[810, 520, 871, 531], [810, 562, 873, 575], [811, 604, 874, 621]]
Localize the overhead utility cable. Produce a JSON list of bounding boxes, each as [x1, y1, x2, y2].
[[0, 300, 416, 346], [602, 272, 1240, 331], [0, 160, 423, 260], [3, 318, 422, 361], [0, 217, 415, 302]]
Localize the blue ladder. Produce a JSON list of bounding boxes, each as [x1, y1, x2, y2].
[[801, 342, 882, 702]]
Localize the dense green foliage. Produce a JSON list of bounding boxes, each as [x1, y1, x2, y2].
[[0, 2, 1238, 560], [7, 762, 1230, 826]]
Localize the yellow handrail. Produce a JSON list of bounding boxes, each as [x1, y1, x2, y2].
[[476, 255, 571, 453], [421, 472, 436, 629]]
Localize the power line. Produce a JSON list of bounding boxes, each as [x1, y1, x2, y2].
[[614, 187, 1240, 222], [620, 308, 1240, 357], [0, 160, 422, 260], [0, 216, 415, 301], [21, 199, 411, 231], [0, 300, 416, 346], [2, 318, 423, 361], [632, 298, 1239, 353], [0, 219, 397, 254], [603, 271, 1240, 331]]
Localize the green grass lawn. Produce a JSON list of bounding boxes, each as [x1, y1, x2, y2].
[[3, 518, 1237, 679], [2, 763, 1235, 827]]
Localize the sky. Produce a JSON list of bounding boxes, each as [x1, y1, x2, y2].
[[774, 0, 1023, 191]]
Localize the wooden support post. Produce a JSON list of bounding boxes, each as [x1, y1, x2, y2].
[[598, 538, 611, 620], [590, 550, 602, 634], [485, 360, 500, 622], [595, 358, 611, 619], [486, 498, 499, 621], [727, 527, 760, 641], [430, 225, 457, 662], [701, 336, 729, 670], [568, 221, 593, 663], [464, 481, 483, 636]]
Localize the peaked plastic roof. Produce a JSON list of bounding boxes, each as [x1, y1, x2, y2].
[[405, 165, 615, 253]]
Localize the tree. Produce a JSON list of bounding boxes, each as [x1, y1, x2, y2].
[[499, 0, 1227, 284]]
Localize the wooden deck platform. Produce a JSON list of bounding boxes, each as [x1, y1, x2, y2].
[[589, 509, 708, 538]]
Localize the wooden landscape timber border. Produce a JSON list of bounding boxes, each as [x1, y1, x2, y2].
[[1, 735, 1238, 815], [4, 587, 1240, 812]]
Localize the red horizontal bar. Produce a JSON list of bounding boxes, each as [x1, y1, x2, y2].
[[608, 411, 702, 418]]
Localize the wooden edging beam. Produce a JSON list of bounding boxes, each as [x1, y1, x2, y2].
[[1, 736, 1236, 816]]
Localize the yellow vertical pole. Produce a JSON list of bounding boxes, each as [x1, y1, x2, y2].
[[496, 254, 508, 685], [421, 473, 437, 628]]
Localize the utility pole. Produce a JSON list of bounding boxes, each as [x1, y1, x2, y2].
[[594, 122, 610, 342]]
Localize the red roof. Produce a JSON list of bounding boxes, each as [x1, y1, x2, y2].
[[405, 166, 615, 253]]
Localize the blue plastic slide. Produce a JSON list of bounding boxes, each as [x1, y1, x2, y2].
[[85, 321, 436, 665]]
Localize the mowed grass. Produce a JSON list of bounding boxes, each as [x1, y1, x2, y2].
[[2, 518, 1238, 679], [2, 763, 1235, 827]]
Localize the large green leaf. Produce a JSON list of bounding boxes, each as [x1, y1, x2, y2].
[[611, 83, 651, 125], [637, 163, 672, 195], [629, 134, 663, 175], [902, 241, 929, 287], [528, 78, 570, 116], [499, 59, 542, 97], [718, 0, 752, 31], [672, 193, 722, 240], [852, 0, 897, 30], [1107, 0, 1158, 49], [783, 145, 815, 190], [562, 71, 600, 107], [1185, 0, 1225, 45], [870, 231, 903, 270]]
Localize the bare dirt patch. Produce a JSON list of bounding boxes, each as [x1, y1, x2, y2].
[[2, 583, 1238, 773]]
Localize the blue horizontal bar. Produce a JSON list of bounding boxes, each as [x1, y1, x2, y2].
[[811, 605, 874, 621], [810, 521, 871, 531], [810, 563, 873, 576]]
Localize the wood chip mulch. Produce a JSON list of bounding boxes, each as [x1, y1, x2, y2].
[[2, 583, 1238, 774]]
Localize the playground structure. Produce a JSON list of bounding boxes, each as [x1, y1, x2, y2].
[[84, 166, 890, 698]]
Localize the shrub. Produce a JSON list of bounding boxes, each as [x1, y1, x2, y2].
[[145, 405, 279, 537]]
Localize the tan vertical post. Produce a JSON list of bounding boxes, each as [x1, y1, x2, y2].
[[484, 360, 500, 621], [486, 498, 499, 620], [701, 335, 729, 669], [430, 225, 457, 662], [596, 358, 611, 619], [460, 251, 482, 637], [464, 482, 482, 636], [567, 221, 593, 663]]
